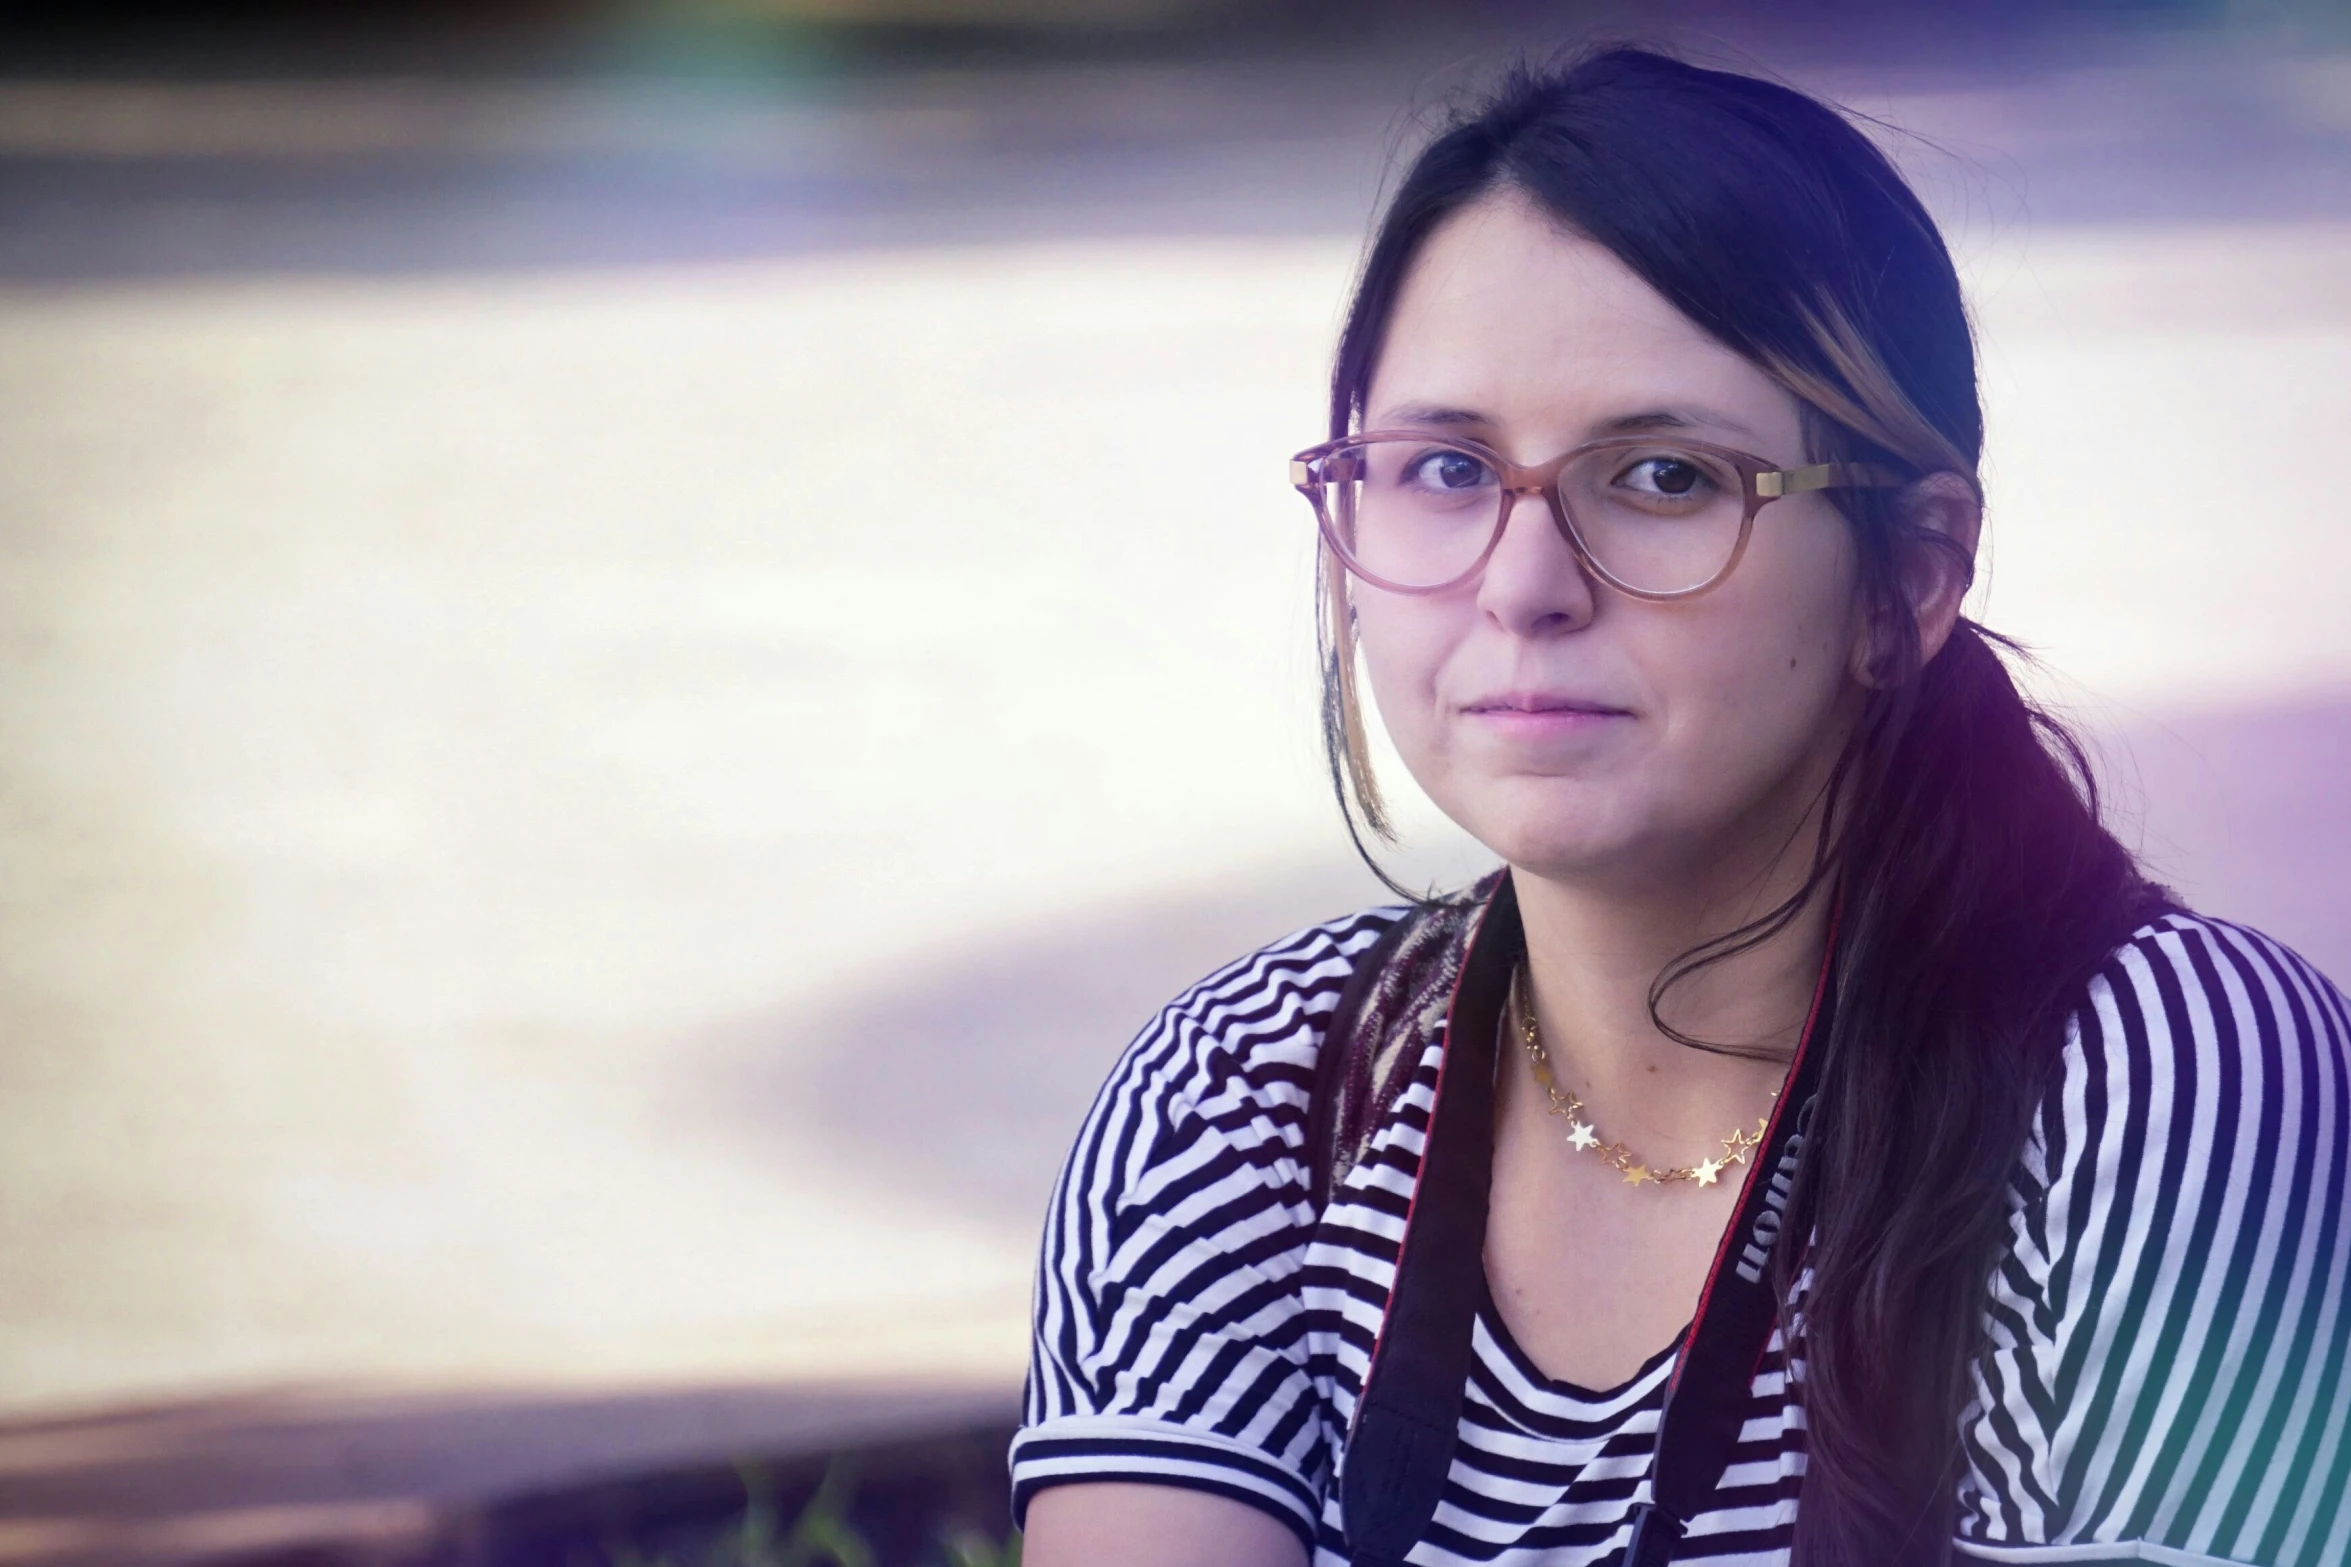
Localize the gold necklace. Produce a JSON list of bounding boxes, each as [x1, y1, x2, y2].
[[1511, 964, 1772, 1188]]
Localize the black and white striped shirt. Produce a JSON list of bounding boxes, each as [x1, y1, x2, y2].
[[1012, 907, 2351, 1565]]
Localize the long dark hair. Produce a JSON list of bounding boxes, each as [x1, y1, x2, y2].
[[1319, 48, 2171, 1564]]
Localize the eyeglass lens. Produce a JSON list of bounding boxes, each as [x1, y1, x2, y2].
[[1320, 438, 1749, 594]]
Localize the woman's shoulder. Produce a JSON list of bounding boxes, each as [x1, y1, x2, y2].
[[1037, 903, 1413, 1279], [1089, 902, 1413, 1131], [2032, 906, 2350, 1219], [2056, 908, 2350, 1109], [2026, 903, 2351, 1243]]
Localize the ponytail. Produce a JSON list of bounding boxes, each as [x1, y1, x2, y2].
[[1791, 622, 2164, 1561]]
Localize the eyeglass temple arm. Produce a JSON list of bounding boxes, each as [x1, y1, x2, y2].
[[1292, 456, 1366, 486], [1755, 461, 1905, 498]]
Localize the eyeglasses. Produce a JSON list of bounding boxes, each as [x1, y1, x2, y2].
[[1289, 431, 1904, 600]]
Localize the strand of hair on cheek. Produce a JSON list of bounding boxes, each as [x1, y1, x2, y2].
[[1324, 548, 1395, 841]]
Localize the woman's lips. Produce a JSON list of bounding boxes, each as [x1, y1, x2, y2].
[[1461, 693, 1633, 733]]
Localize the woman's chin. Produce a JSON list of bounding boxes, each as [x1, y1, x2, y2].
[[1455, 810, 1658, 887]]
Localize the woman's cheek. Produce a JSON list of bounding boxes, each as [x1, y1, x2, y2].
[[1357, 607, 1460, 794], [1689, 628, 1855, 815]]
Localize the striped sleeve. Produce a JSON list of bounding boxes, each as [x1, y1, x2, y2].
[[1956, 914, 2351, 1567], [1009, 909, 1400, 1546]]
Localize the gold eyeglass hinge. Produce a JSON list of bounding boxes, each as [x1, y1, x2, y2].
[[1757, 461, 1905, 498], [1755, 463, 1825, 498]]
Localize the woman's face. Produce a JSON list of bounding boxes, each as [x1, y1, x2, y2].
[[1353, 192, 1873, 893]]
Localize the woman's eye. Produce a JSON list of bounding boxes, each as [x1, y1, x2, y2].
[[1407, 450, 1493, 491], [1618, 455, 1713, 497]]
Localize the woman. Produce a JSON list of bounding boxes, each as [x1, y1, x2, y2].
[[1010, 48, 2350, 1567]]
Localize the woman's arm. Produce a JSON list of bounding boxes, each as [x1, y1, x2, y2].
[[1022, 1483, 1311, 1567]]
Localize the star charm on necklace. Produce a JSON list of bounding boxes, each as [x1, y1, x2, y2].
[[1511, 960, 1775, 1192]]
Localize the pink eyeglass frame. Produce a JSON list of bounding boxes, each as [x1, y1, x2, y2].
[[1289, 430, 1905, 600]]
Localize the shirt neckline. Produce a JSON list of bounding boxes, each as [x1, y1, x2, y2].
[[1476, 1272, 1690, 1405]]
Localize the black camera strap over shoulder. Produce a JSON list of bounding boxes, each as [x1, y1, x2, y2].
[[1334, 874, 1839, 1567]]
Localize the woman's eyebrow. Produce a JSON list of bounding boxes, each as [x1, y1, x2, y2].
[[1594, 407, 1764, 442], [1374, 403, 1490, 428], [1374, 405, 1770, 442]]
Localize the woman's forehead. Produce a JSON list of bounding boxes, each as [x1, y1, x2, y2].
[[1369, 194, 1803, 447]]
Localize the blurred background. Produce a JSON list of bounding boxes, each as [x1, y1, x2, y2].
[[3, 0, 2349, 1560]]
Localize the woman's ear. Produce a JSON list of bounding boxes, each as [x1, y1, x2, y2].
[[1852, 471, 1981, 684]]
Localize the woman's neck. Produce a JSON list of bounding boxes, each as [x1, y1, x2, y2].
[[1508, 848, 1831, 1145]]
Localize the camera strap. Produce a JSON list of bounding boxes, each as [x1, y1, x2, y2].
[[1338, 873, 1838, 1566]]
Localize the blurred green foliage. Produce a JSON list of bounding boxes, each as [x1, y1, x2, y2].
[[600, 1457, 1021, 1567]]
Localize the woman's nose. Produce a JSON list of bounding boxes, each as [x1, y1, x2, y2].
[[1475, 490, 1598, 636]]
